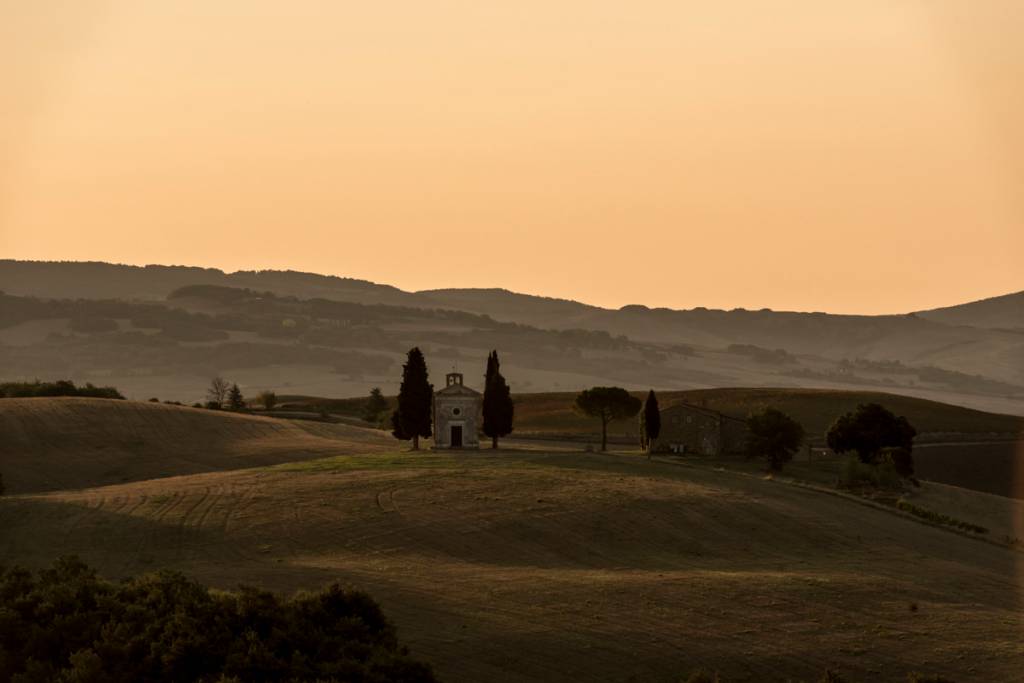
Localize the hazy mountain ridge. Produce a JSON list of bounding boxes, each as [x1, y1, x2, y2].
[[1, 260, 1022, 413], [917, 289, 1024, 330]]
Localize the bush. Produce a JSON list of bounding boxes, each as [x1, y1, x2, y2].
[[838, 456, 903, 490], [882, 446, 915, 479], [0, 380, 124, 400], [896, 501, 988, 534], [0, 557, 436, 682]]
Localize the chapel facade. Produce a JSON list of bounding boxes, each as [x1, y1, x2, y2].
[[432, 372, 482, 449]]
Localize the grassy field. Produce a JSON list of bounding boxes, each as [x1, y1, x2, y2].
[[0, 397, 393, 494], [1, 399, 1023, 681]]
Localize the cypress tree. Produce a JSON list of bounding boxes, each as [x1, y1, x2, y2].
[[227, 383, 245, 412], [482, 350, 514, 449], [642, 389, 661, 457], [395, 347, 433, 450]]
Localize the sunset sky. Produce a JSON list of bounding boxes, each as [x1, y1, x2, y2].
[[2, 1, 1022, 314]]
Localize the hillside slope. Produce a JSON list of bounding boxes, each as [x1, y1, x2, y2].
[[0, 398, 392, 494], [917, 289, 1024, 330], [3, 261, 1022, 413], [2, 449, 1021, 682]]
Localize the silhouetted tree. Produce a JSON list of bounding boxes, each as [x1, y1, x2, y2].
[[745, 407, 805, 471], [364, 387, 389, 423], [826, 403, 916, 465], [206, 376, 230, 408], [482, 350, 514, 449], [882, 446, 916, 479], [0, 472, 5, 496], [394, 348, 433, 450], [640, 389, 661, 456], [258, 390, 277, 410], [390, 410, 408, 441], [574, 387, 642, 452], [227, 383, 245, 411]]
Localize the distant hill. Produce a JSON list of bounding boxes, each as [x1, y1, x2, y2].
[[0, 398, 392, 494], [2, 260, 1022, 415], [916, 290, 1024, 330]]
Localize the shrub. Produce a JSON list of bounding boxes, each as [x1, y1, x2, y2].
[[896, 500, 988, 534], [0, 557, 436, 682], [882, 446, 915, 479], [258, 390, 277, 411], [838, 456, 903, 490], [0, 380, 124, 400]]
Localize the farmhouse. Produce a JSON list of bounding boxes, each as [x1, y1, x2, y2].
[[659, 402, 748, 456], [433, 372, 482, 449]]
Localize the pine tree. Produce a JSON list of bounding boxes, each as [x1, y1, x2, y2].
[[641, 389, 661, 457], [364, 387, 389, 423], [574, 387, 641, 452], [482, 350, 514, 449], [394, 347, 433, 450], [227, 383, 245, 411]]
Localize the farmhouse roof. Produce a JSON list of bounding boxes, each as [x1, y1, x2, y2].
[[661, 401, 746, 425]]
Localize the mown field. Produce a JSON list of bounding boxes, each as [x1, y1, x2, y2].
[[1, 399, 1022, 681], [0, 398, 393, 494]]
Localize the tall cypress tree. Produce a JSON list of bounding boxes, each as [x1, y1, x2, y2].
[[394, 347, 433, 450], [642, 389, 661, 457], [482, 350, 514, 449]]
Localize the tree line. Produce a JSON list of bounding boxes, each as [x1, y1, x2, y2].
[[0, 557, 435, 682], [0, 380, 124, 400], [569, 385, 918, 484]]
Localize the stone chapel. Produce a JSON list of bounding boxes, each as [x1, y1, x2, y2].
[[432, 372, 482, 449]]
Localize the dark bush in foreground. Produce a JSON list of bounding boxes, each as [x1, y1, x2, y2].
[[0, 379, 124, 400], [0, 557, 435, 683]]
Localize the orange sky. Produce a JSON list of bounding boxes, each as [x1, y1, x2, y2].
[[2, 2, 1021, 313]]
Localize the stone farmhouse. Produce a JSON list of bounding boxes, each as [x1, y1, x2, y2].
[[659, 401, 748, 456], [432, 372, 482, 449]]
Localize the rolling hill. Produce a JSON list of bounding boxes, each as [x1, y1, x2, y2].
[[0, 398, 1021, 681], [2, 260, 1022, 417], [0, 397, 392, 494], [918, 289, 1024, 330]]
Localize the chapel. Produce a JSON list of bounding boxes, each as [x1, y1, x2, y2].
[[432, 372, 481, 449]]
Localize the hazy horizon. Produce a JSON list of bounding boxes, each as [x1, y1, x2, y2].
[[6, 256, 1022, 316], [4, 2, 1023, 314]]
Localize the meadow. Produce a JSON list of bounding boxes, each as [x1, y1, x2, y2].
[[1, 398, 1022, 681]]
